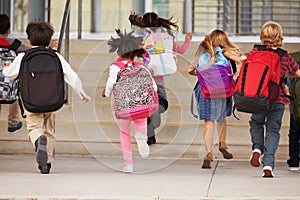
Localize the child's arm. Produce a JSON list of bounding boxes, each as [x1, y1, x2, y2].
[[285, 53, 300, 78], [2, 53, 24, 79], [223, 51, 247, 64], [56, 53, 91, 102], [187, 64, 197, 76], [50, 39, 58, 48], [103, 64, 120, 97], [173, 32, 192, 54]]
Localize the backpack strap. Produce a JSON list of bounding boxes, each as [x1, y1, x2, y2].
[[0, 39, 21, 51], [255, 44, 291, 98], [255, 44, 287, 57], [9, 39, 22, 51], [190, 81, 199, 118], [18, 96, 26, 118], [113, 60, 144, 82], [113, 60, 143, 69]]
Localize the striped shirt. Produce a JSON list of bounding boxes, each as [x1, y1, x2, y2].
[[245, 45, 299, 104]]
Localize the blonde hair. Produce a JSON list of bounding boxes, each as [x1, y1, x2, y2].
[[260, 21, 283, 47], [194, 29, 239, 63]]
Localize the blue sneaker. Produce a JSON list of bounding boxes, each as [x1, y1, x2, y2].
[[7, 121, 23, 133]]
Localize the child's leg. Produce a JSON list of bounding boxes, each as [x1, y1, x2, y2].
[[202, 120, 215, 168], [8, 101, 21, 125], [133, 118, 147, 139], [7, 101, 22, 133], [217, 119, 226, 143], [118, 118, 133, 165], [203, 120, 215, 154], [217, 118, 233, 159], [288, 113, 300, 167], [133, 118, 149, 158], [43, 112, 56, 162], [25, 110, 49, 173], [147, 81, 168, 145], [25, 110, 45, 147]]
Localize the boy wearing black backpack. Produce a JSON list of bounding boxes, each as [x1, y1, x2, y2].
[[0, 14, 30, 133], [245, 21, 300, 177], [3, 21, 91, 174]]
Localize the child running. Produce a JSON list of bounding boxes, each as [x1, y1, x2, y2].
[[246, 21, 300, 177], [129, 11, 192, 145], [3, 21, 91, 174], [102, 29, 158, 173], [188, 29, 245, 168]]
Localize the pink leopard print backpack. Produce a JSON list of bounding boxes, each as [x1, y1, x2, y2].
[[113, 61, 158, 120]]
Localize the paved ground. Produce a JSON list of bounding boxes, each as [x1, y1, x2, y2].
[[0, 154, 299, 200]]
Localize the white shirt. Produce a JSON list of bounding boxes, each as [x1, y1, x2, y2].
[[3, 48, 88, 100]]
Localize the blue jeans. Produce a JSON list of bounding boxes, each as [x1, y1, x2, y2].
[[287, 113, 300, 167], [249, 103, 285, 169]]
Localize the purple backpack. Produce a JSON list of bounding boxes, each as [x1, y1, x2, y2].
[[196, 61, 235, 99], [113, 61, 158, 120]]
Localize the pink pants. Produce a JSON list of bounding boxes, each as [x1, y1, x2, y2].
[[118, 118, 147, 165]]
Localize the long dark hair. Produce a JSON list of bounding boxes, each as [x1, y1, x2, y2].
[[107, 29, 145, 60], [129, 12, 178, 37]]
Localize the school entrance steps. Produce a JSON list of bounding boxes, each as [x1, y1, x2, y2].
[[0, 39, 297, 160]]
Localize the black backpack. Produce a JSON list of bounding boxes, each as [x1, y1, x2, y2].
[[0, 39, 21, 104], [19, 47, 65, 113]]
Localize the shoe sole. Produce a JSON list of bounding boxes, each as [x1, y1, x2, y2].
[[201, 159, 211, 169], [7, 122, 23, 133], [250, 152, 261, 167], [289, 167, 299, 171], [39, 165, 50, 174], [36, 135, 48, 167], [263, 169, 273, 178], [219, 148, 233, 160], [121, 167, 133, 173], [135, 133, 149, 158]]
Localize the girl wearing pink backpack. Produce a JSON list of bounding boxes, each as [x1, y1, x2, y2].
[[102, 29, 158, 173]]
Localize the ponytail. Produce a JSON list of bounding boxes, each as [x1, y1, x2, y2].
[[129, 12, 145, 28]]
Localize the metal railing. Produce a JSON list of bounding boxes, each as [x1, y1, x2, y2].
[[3, 0, 300, 37], [192, 0, 300, 36]]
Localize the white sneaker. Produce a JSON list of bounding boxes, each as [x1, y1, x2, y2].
[[262, 166, 274, 178], [135, 133, 149, 158], [289, 167, 299, 171], [250, 149, 261, 167], [121, 164, 133, 173]]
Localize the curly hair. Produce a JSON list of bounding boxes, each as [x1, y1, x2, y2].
[[107, 29, 146, 60], [129, 12, 178, 37]]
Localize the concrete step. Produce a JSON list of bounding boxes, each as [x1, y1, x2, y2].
[[0, 102, 290, 160], [0, 40, 297, 160]]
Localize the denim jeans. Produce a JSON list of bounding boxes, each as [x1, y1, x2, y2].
[[287, 113, 300, 167], [249, 103, 285, 169]]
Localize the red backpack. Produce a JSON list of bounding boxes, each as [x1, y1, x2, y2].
[[233, 45, 286, 114]]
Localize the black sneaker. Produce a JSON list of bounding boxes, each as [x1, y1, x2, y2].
[[147, 135, 156, 145], [35, 135, 48, 173], [7, 121, 23, 133], [38, 163, 51, 174]]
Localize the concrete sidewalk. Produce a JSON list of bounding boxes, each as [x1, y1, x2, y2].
[[0, 154, 299, 200]]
